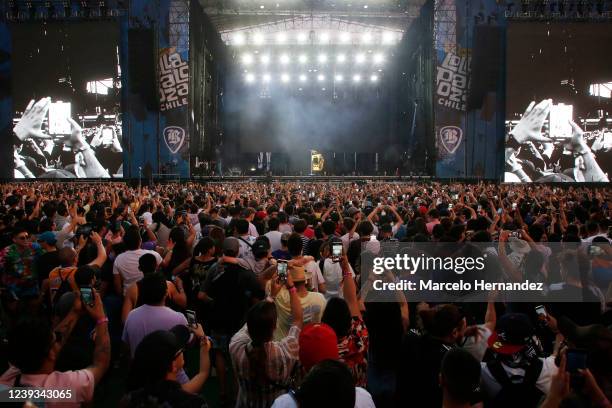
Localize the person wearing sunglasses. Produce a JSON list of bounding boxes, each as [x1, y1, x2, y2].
[[0, 226, 43, 305]]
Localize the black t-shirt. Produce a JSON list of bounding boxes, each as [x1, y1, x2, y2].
[[398, 333, 454, 408], [546, 284, 603, 325], [120, 380, 208, 408], [202, 262, 264, 335], [36, 250, 60, 284]]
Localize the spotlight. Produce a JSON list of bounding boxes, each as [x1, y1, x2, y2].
[[276, 32, 287, 44], [297, 32, 308, 43], [335, 74, 344, 82], [233, 33, 246, 46], [353, 74, 361, 83], [253, 32, 264, 45], [370, 74, 378, 82], [263, 74, 271, 83], [242, 54, 254, 65], [362, 32, 372, 44], [245, 73, 255, 83], [373, 54, 384, 64], [355, 54, 366, 64], [299, 74, 307, 82], [382, 31, 396, 44], [317, 74, 325, 82], [280, 54, 290, 65], [318, 54, 328, 63], [337, 54, 346, 63], [281, 74, 290, 83], [298, 54, 308, 64], [261, 55, 270, 65], [319, 32, 329, 43], [340, 32, 351, 43]]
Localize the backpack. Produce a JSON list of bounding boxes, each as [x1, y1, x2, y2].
[[52, 268, 73, 310], [485, 358, 544, 408]]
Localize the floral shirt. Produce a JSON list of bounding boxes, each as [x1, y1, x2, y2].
[[0, 243, 42, 298], [338, 316, 369, 388]]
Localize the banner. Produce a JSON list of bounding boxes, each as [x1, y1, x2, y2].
[[158, 46, 189, 171], [434, 0, 470, 177]]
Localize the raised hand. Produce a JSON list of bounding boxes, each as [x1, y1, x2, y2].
[[13, 98, 53, 142], [510, 99, 553, 144]]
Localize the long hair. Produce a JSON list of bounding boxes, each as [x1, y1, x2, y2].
[[167, 227, 191, 274], [246, 301, 277, 384]]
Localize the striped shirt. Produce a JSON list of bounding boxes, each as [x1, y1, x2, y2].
[[230, 324, 301, 408]]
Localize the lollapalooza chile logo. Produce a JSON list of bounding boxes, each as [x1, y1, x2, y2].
[[439, 126, 463, 154], [163, 126, 185, 154]]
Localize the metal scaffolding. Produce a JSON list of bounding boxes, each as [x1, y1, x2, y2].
[[433, 0, 456, 52], [169, 0, 190, 53]]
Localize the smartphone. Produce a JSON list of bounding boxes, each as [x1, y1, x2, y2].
[[80, 286, 95, 308], [566, 349, 588, 373], [185, 309, 197, 327], [452, 194, 459, 200], [331, 243, 342, 262], [277, 261, 288, 284], [535, 305, 547, 317], [370, 234, 377, 241], [588, 244, 604, 257], [477, 205, 482, 211], [448, 204, 453, 210], [512, 203, 517, 210], [549, 103, 573, 139], [48, 101, 72, 135], [497, 208, 503, 215]]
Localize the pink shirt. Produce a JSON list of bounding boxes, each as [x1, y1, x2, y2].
[[426, 219, 440, 234], [0, 365, 94, 407]]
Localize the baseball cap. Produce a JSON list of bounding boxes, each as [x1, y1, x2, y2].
[[289, 265, 306, 282], [37, 231, 57, 245], [252, 239, 271, 257], [134, 325, 191, 368], [255, 211, 267, 220], [299, 323, 339, 371], [223, 237, 240, 254], [488, 313, 535, 355], [280, 232, 291, 243]]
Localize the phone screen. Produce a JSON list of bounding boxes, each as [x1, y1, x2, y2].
[[185, 310, 197, 327], [566, 349, 587, 373], [549, 103, 573, 139], [370, 234, 377, 241], [48, 101, 72, 135], [277, 262, 288, 283], [80, 287, 94, 307], [535, 305, 547, 317], [588, 244, 604, 257], [332, 243, 342, 258]]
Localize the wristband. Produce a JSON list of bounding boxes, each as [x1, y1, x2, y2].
[[288, 286, 297, 294], [96, 317, 109, 326]]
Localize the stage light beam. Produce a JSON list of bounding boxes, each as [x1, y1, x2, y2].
[[241, 53, 254, 65], [276, 32, 287, 44], [340, 32, 351, 43], [317, 74, 325, 82], [362, 32, 372, 44], [318, 54, 328, 63], [355, 54, 366, 64], [335, 74, 344, 82], [233, 33, 245, 46], [337, 54, 346, 63], [263, 74, 271, 83], [280, 54, 290, 65], [299, 74, 307, 82], [370, 74, 378, 82], [253, 32, 264, 45], [373, 54, 384, 64], [353, 74, 361, 83], [297, 32, 308, 43], [245, 73, 255, 83], [281, 74, 290, 83], [298, 54, 308, 64], [261, 54, 270, 65]]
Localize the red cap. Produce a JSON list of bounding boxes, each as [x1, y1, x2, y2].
[[487, 331, 526, 355], [299, 323, 339, 371], [418, 205, 428, 216], [255, 211, 267, 220]]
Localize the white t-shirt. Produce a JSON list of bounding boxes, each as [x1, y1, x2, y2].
[[480, 355, 558, 399], [304, 260, 325, 292], [341, 232, 360, 253], [113, 249, 163, 295], [461, 325, 492, 362], [320, 258, 355, 300], [265, 230, 283, 252], [272, 387, 375, 408]]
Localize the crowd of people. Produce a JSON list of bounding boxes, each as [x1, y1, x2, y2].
[[0, 180, 609, 408]]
